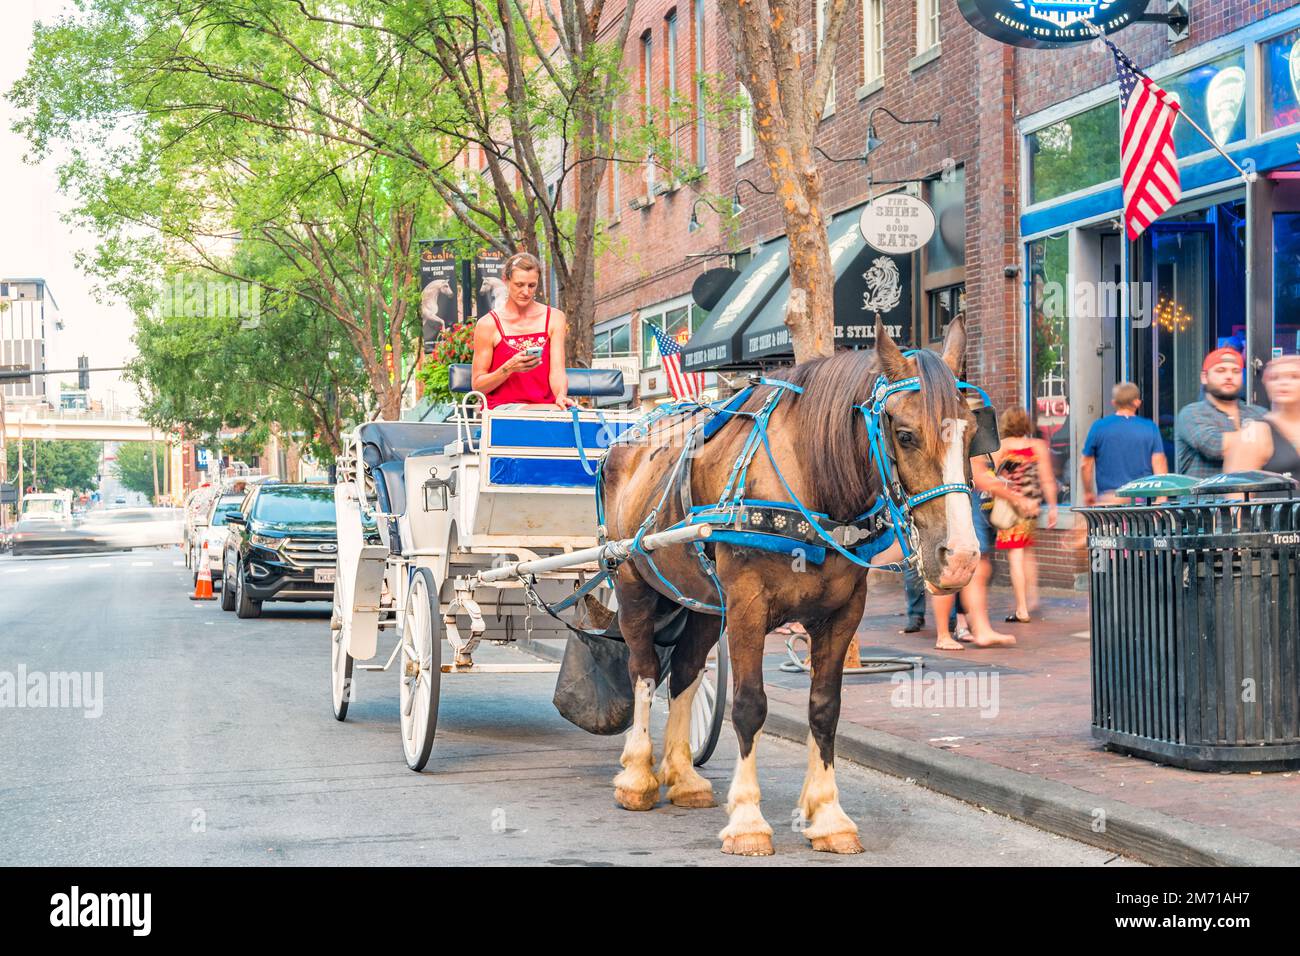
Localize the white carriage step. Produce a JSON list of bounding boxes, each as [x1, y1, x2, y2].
[[438, 662, 561, 674]]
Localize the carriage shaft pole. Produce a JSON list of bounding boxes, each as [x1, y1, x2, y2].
[[475, 523, 713, 584]]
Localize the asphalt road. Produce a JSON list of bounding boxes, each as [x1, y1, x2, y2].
[[0, 548, 1136, 866]]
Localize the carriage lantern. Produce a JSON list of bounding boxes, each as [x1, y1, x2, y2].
[[422, 468, 452, 511]]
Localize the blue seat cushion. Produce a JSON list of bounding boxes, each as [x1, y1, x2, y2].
[[448, 363, 624, 397]]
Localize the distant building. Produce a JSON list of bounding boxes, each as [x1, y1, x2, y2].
[[0, 278, 61, 408]]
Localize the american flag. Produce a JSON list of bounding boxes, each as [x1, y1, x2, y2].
[[651, 325, 704, 400], [1108, 38, 1182, 240]]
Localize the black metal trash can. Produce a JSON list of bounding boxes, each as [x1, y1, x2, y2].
[[1080, 471, 1300, 771]]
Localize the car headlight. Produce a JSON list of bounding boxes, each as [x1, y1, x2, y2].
[[250, 533, 281, 549]]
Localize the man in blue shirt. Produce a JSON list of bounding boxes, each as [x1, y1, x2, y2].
[[1081, 382, 1168, 504]]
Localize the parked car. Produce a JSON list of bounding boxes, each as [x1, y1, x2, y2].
[[189, 494, 245, 588], [221, 483, 337, 618]]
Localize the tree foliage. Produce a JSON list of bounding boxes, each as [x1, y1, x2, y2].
[[112, 442, 162, 498], [6, 440, 104, 494]]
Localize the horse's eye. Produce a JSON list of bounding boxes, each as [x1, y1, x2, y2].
[[896, 430, 916, 448]]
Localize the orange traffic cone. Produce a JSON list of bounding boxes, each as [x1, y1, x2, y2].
[[191, 541, 216, 601]]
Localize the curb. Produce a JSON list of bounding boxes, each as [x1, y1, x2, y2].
[[761, 699, 1300, 868], [519, 634, 1300, 867]]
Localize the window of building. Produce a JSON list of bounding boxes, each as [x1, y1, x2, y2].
[[916, 0, 939, 54], [816, 0, 836, 116], [737, 85, 755, 163], [927, 285, 965, 343], [667, 10, 681, 155], [694, 0, 707, 167], [1263, 28, 1300, 132], [641, 31, 655, 196], [1026, 101, 1120, 205], [640, 300, 705, 368], [862, 0, 884, 87], [1028, 234, 1072, 506], [1160, 51, 1247, 154], [594, 321, 633, 357]]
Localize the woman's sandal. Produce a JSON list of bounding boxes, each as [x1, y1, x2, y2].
[[1004, 613, 1031, 624]]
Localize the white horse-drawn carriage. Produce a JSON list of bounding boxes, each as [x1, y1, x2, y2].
[[330, 364, 728, 771]]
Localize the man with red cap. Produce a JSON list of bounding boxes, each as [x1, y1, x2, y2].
[[1174, 346, 1266, 478]]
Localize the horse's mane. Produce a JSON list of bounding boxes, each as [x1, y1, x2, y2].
[[756, 347, 963, 522]]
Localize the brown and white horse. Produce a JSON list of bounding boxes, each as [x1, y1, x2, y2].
[[599, 318, 982, 855]]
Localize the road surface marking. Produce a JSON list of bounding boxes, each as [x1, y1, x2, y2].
[[131, 561, 154, 567], [172, 561, 186, 567], [2, 568, 30, 574]]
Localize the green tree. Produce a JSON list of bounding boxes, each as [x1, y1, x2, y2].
[[112, 442, 163, 498], [5, 440, 104, 493]]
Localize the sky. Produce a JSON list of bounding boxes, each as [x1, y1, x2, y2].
[[1, 0, 138, 412]]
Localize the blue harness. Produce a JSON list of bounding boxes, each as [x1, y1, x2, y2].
[[556, 364, 991, 622]]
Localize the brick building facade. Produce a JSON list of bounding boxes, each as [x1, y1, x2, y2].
[[590, 1, 1300, 588]]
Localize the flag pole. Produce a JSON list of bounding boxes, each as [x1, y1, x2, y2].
[[1081, 18, 1257, 184]]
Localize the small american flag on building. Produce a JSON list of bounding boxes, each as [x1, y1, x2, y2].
[[1107, 37, 1182, 240], [651, 325, 705, 401]]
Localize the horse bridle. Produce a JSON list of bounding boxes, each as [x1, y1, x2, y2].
[[857, 370, 994, 564]]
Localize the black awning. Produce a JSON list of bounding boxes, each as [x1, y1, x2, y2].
[[739, 204, 914, 362], [680, 238, 789, 371]]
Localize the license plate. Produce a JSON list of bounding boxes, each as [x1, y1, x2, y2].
[[314, 568, 336, 584]]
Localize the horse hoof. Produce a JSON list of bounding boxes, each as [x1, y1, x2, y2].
[[669, 789, 716, 809], [722, 833, 774, 856], [615, 787, 658, 811], [810, 832, 864, 854]]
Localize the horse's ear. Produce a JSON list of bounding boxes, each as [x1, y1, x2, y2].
[[875, 318, 910, 380], [940, 313, 967, 379]]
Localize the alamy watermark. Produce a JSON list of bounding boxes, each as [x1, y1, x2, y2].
[[1035, 274, 1159, 329], [0, 666, 103, 718], [890, 668, 1000, 719], [159, 275, 261, 328]]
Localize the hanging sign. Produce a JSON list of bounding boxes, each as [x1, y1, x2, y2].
[[473, 248, 507, 318], [956, 0, 1151, 48], [859, 194, 936, 255], [418, 240, 459, 354]]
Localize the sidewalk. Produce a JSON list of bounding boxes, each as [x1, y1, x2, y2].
[[759, 577, 1300, 866]]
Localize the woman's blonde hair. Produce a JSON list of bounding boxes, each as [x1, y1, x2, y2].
[[999, 406, 1033, 438], [503, 251, 543, 279]]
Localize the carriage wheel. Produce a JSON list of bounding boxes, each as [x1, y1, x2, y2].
[[330, 586, 353, 722], [689, 628, 729, 767], [399, 567, 442, 772]]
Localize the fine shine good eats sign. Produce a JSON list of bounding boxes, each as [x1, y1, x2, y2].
[[956, 0, 1150, 48], [859, 195, 936, 254]]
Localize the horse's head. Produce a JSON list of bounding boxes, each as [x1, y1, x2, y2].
[[873, 317, 981, 593]]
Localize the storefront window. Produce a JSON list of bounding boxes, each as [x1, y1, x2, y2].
[[927, 285, 964, 341], [594, 322, 632, 357], [1028, 234, 1071, 505], [1027, 102, 1119, 205], [926, 166, 965, 273], [1263, 29, 1300, 132], [640, 302, 702, 368], [1274, 213, 1300, 356], [1161, 52, 1247, 154]]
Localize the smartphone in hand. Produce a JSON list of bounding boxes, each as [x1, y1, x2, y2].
[[523, 346, 544, 359]]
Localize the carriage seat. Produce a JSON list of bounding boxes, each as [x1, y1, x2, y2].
[[447, 363, 625, 397], [358, 421, 462, 518]]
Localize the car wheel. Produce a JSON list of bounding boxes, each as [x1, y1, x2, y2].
[[220, 558, 237, 611], [235, 560, 262, 619]]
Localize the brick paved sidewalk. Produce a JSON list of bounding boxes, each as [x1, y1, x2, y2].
[[760, 575, 1300, 858]]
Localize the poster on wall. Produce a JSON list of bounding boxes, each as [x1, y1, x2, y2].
[[473, 248, 508, 318], [418, 240, 459, 354]]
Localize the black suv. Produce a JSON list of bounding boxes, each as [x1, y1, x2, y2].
[[221, 483, 337, 618]]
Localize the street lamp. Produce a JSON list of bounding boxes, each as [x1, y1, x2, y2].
[[687, 197, 727, 234], [732, 178, 775, 216], [863, 106, 941, 158]]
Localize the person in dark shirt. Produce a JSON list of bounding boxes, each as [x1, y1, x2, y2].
[[1174, 347, 1266, 479], [1080, 382, 1168, 504]]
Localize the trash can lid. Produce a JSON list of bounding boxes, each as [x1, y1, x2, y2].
[[1113, 473, 1201, 498], [1192, 470, 1300, 495]]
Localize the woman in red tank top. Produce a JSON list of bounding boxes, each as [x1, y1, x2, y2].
[[470, 252, 573, 410]]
